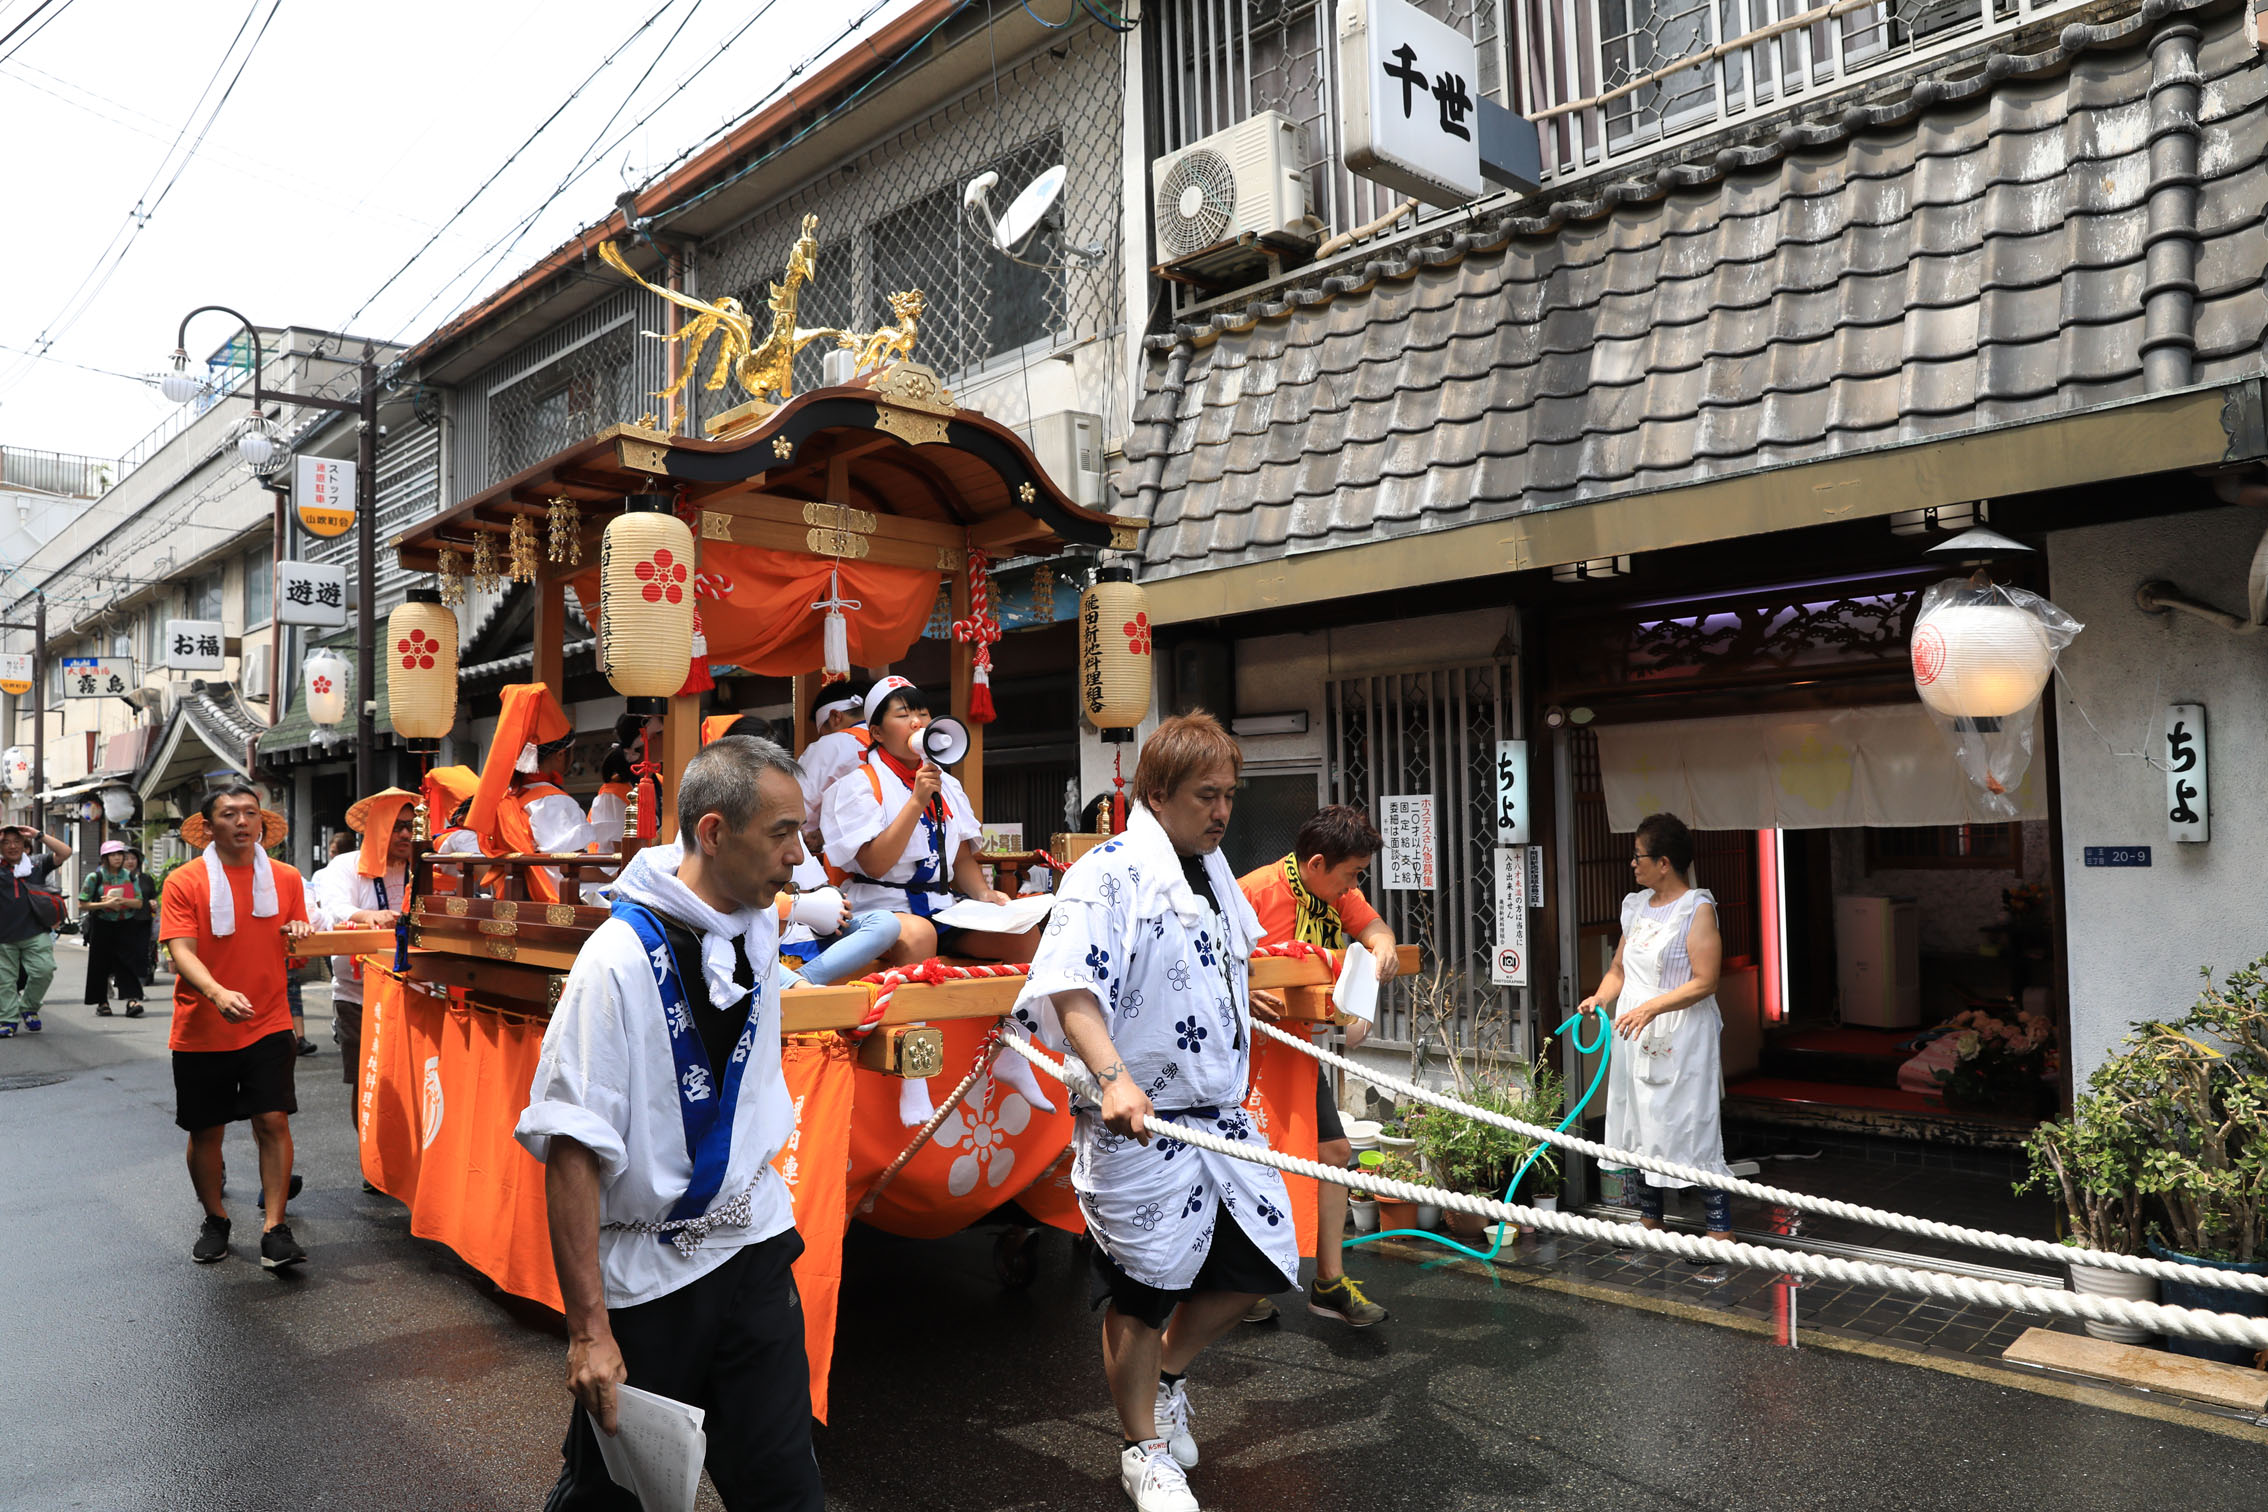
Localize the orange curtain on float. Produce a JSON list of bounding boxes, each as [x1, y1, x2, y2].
[[1243, 1032, 1322, 1258], [572, 544, 939, 677], [775, 1039, 855, 1421]]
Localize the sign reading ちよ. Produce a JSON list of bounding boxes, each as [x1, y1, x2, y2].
[[2164, 703, 2207, 844], [1338, 0, 1484, 205], [1380, 793, 1436, 890]]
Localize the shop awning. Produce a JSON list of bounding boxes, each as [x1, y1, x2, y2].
[[137, 687, 262, 800]]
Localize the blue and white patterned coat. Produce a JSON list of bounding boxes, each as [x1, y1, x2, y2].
[[1013, 804, 1299, 1293]]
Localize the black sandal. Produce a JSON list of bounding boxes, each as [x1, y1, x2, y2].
[[95, 1003, 113, 1017], [125, 1002, 145, 1018]]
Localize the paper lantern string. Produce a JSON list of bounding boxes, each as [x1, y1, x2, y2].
[[1110, 748, 1127, 835], [951, 548, 1002, 724], [811, 565, 862, 682], [630, 727, 662, 841]]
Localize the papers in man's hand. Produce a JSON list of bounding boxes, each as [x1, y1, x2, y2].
[[592, 1385, 707, 1512], [930, 893, 1055, 934], [1333, 942, 1380, 1025]]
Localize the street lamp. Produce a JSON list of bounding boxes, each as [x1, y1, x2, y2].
[[165, 305, 383, 796]]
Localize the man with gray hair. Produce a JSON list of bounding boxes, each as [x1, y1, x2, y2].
[[516, 734, 823, 1510]]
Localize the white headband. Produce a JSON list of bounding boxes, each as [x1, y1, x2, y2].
[[814, 694, 862, 724], [863, 675, 915, 725]]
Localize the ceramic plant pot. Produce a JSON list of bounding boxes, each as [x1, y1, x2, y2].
[[1350, 1198, 1379, 1234], [2066, 1258, 2157, 1345]]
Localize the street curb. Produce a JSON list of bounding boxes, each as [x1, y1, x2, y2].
[[1363, 1237, 2268, 1447]]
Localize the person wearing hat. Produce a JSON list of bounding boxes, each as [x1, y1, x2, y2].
[[417, 765, 486, 887], [468, 683, 594, 904], [308, 787, 418, 1104], [0, 822, 70, 1038], [80, 839, 154, 1018], [795, 680, 872, 840], [162, 784, 313, 1269]]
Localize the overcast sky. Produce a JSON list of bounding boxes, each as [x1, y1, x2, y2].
[[0, 0, 923, 461]]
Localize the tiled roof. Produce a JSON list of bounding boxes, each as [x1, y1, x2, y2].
[[1124, 0, 2267, 581]]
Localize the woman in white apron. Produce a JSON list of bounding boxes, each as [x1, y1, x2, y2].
[[1581, 812, 1738, 1262]]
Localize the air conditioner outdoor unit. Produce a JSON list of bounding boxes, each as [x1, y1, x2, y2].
[[1023, 410, 1106, 511], [241, 644, 271, 701], [1151, 111, 1309, 261]]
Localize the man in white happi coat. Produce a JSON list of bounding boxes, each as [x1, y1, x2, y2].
[[795, 679, 870, 840], [1015, 713, 1297, 1512], [306, 787, 417, 1113], [515, 735, 822, 1511]]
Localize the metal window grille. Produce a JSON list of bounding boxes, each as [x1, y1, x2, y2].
[[691, 24, 1123, 429], [1327, 660, 1523, 1054]]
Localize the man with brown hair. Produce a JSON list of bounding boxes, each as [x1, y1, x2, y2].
[[1014, 712, 1296, 1512], [1238, 804, 1400, 1328]]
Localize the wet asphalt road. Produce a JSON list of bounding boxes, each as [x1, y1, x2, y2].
[[3, 943, 2263, 1512]]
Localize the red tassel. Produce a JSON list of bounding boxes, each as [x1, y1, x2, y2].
[[969, 664, 996, 724]]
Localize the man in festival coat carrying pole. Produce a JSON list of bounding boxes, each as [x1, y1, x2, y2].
[[1014, 713, 1299, 1512], [515, 735, 823, 1510]]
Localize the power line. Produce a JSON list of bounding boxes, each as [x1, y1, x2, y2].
[[0, 341, 158, 387], [0, 0, 71, 64]]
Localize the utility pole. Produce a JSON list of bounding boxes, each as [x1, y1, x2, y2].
[[355, 345, 379, 797], [2, 595, 48, 829]]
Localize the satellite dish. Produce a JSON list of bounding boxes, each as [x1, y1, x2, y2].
[[994, 163, 1066, 254]]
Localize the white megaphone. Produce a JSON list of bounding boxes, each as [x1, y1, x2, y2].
[[921, 716, 971, 767]]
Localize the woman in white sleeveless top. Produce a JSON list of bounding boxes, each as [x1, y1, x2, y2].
[[1579, 811, 1738, 1260]]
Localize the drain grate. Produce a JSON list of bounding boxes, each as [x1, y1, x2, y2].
[[0, 1074, 68, 1092]]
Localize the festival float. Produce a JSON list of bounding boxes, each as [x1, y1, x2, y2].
[[287, 217, 1408, 1417]]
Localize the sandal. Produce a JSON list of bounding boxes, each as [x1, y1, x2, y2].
[[96, 1003, 113, 1017], [125, 1002, 145, 1018]]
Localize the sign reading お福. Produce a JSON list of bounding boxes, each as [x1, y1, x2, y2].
[[1338, 0, 1484, 205], [294, 455, 356, 539], [165, 619, 225, 671]]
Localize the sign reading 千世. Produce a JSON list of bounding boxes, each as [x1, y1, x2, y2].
[[2164, 703, 2207, 844], [294, 455, 356, 539], [276, 560, 350, 628], [61, 657, 134, 699], [0, 653, 30, 697], [1491, 846, 1529, 987], [1380, 793, 1436, 890], [1338, 0, 1484, 205], [1493, 739, 1528, 844], [165, 619, 225, 671]]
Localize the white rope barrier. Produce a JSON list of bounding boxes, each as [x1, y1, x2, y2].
[[1253, 1018, 2268, 1299], [996, 1033, 2268, 1352]]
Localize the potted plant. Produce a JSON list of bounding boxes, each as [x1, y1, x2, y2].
[[1929, 1005, 2058, 1117], [2017, 1075, 2153, 1343], [1377, 1111, 1419, 1156], [1371, 1153, 1425, 1232], [1415, 1078, 1542, 1241]]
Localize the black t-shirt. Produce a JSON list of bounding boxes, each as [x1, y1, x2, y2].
[[1180, 851, 1221, 915], [0, 855, 61, 945], [656, 915, 756, 1073]]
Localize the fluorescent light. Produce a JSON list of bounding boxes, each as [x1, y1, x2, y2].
[[1231, 711, 1308, 737]]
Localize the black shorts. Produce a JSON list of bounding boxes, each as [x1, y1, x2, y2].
[[1090, 1205, 1290, 1330], [934, 925, 976, 957], [173, 1029, 298, 1132], [1315, 1067, 1346, 1145]]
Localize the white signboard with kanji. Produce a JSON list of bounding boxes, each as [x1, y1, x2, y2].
[[276, 561, 350, 628], [1338, 0, 1484, 205], [1492, 846, 1530, 986], [62, 657, 134, 699], [165, 619, 225, 671], [1493, 738, 1529, 844], [0, 654, 29, 697], [2165, 703, 2207, 844], [294, 456, 356, 539], [1380, 793, 1436, 890]]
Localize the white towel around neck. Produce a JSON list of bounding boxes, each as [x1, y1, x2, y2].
[[202, 843, 279, 937], [613, 841, 766, 1010]]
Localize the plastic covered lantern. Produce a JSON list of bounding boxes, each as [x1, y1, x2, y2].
[[599, 494, 696, 712], [303, 647, 351, 728], [99, 786, 135, 825], [387, 588, 459, 748], [1911, 574, 2081, 816], [1, 747, 26, 793], [1078, 563, 1152, 741]]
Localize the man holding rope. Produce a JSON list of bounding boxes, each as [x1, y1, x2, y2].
[[1014, 713, 1296, 1512]]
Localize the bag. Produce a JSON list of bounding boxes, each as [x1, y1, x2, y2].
[[19, 879, 63, 931]]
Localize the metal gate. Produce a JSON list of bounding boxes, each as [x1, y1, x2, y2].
[[1326, 662, 1524, 1057]]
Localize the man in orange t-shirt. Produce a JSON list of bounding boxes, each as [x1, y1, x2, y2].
[[1237, 804, 1400, 1328], [163, 785, 313, 1271]]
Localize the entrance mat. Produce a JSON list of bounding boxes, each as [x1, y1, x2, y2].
[[2004, 1327, 2268, 1411]]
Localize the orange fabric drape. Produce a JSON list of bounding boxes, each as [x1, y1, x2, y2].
[[487, 790, 563, 903], [775, 1039, 856, 1421], [573, 545, 938, 677], [1243, 1033, 1322, 1258]]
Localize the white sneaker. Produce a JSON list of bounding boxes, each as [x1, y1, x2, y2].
[[1154, 1378, 1198, 1467], [1121, 1441, 1200, 1512]]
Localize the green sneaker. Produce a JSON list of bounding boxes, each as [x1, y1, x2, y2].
[[1308, 1274, 1388, 1327]]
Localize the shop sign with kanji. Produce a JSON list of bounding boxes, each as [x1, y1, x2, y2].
[[1380, 793, 1437, 890], [0, 653, 29, 697], [276, 560, 350, 628], [61, 657, 135, 699], [1339, 0, 1484, 205], [294, 455, 356, 539], [165, 619, 226, 671]]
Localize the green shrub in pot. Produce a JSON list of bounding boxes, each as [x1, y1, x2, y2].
[[2112, 962, 2267, 1265]]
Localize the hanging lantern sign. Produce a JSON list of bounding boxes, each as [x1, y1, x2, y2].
[[99, 786, 136, 825], [1910, 574, 2081, 816], [386, 588, 459, 748], [0, 655, 29, 697], [294, 456, 356, 539], [2, 748, 28, 792], [1079, 563, 1152, 740], [303, 647, 351, 728], [599, 495, 697, 711]]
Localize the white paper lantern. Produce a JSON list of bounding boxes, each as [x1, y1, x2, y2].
[[387, 589, 459, 744], [1079, 565, 1152, 733], [99, 786, 135, 825], [304, 647, 351, 728], [1911, 602, 2056, 720], [0, 748, 26, 793], [599, 499, 697, 703]]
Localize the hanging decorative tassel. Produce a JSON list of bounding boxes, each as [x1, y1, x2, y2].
[[676, 609, 715, 697], [470, 531, 501, 593], [507, 513, 539, 582], [811, 564, 860, 683], [547, 495, 583, 564], [951, 548, 1002, 724], [1110, 748, 1127, 835], [923, 581, 954, 640], [436, 548, 465, 608], [631, 728, 662, 840]]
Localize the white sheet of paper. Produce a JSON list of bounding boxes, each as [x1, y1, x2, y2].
[[592, 1384, 707, 1512], [929, 894, 1055, 933], [1333, 942, 1380, 1025]]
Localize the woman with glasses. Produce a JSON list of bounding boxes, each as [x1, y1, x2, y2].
[[1577, 811, 1738, 1271]]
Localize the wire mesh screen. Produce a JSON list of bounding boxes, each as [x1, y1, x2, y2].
[[692, 23, 1124, 428], [1222, 771, 1324, 878], [1328, 661, 1522, 1053]]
